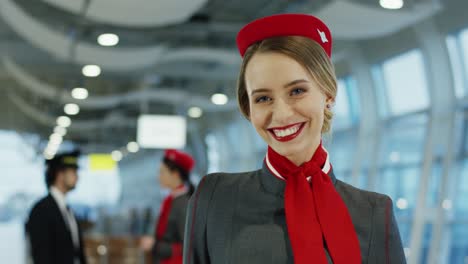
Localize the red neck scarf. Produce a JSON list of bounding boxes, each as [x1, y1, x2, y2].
[[155, 185, 188, 240], [265, 144, 361, 264]]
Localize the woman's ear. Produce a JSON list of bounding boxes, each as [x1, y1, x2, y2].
[[325, 98, 333, 109]]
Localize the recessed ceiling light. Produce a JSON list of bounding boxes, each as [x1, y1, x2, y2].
[[44, 152, 54, 160], [49, 133, 63, 145], [56, 116, 71, 128], [54, 126, 67, 136], [188, 107, 203, 118], [46, 142, 61, 152], [380, 0, 404, 10], [111, 150, 123, 161], [64, 103, 80, 115], [97, 33, 119, 46], [396, 198, 408, 210], [127, 141, 139, 153], [211, 93, 228, 105], [44, 147, 57, 158], [82, 65, 101, 77], [71, 87, 88, 100], [442, 199, 452, 210]]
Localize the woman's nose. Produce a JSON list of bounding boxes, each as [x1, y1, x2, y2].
[[272, 98, 294, 123]]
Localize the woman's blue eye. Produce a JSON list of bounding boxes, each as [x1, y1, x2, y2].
[[291, 88, 305, 96], [255, 96, 270, 103]]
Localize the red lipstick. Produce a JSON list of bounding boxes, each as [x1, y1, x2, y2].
[[268, 122, 305, 142]]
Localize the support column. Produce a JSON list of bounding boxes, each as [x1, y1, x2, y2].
[[347, 45, 380, 190], [410, 18, 456, 264]]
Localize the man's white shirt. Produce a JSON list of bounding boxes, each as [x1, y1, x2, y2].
[[49, 187, 80, 248]]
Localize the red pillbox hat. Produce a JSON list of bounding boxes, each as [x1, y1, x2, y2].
[[236, 14, 332, 58], [164, 149, 195, 173]]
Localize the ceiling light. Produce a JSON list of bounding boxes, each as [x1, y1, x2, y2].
[[379, 0, 404, 9], [47, 142, 60, 152], [44, 152, 54, 160], [49, 133, 63, 145], [71, 87, 88, 100], [56, 116, 71, 128], [97, 33, 119, 46], [211, 93, 228, 105], [54, 126, 67, 136], [46, 142, 60, 153], [64, 103, 80, 115], [44, 147, 57, 158], [82, 65, 101, 77], [188, 107, 203, 118], [442, 199, 452, 210], [396, 198, 408, 210], [127, 141, 139, 153], [111, 150, 123, 161]]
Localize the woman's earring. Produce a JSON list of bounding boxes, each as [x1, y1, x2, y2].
[[326, 104, 332, 109]]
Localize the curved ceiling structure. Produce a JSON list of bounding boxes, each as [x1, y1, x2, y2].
[[8, 92, 134, 131], [317, 0, 441, 39], [157, 48, 240, 66], [0, 0, 167, 71], [3, 57, 237, 112], [42, 0, 207, 27], [0, 0, 239, 72]]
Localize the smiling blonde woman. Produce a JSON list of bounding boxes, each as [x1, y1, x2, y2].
[[183, 14, 406, 264]]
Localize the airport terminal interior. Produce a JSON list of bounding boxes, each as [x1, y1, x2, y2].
[[0, 0, 467, 263]]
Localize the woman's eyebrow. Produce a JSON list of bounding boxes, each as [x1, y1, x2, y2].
[[250, 88, 270, 96], [250, 79, 309, 96], [283, 79, 308, 88]]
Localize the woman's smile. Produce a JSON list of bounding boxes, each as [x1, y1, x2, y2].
[[267, 122, 306, 142]]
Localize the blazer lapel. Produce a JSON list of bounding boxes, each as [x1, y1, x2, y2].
[[47, 195, 74, 242]]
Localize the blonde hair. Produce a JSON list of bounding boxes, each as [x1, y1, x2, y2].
[[236, 36, 337, 133]]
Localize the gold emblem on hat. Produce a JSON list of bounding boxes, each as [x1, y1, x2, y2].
[[62, 157, 78, 165]]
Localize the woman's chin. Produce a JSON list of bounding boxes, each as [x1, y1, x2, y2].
[[271, 142, 304, 158]]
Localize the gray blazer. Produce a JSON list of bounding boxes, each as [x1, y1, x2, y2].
[[183, 164, 406, 264], [153, 193, 191, 264]]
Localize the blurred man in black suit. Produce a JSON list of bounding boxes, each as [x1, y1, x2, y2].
[[26, 151, 87, 264]]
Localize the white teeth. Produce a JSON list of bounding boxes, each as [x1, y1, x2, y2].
[[273, 124, 301, 138]]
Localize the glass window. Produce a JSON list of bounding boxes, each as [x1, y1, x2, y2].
[[378, 114, 428, 166], [346, 77, 361, 124], [335, 79, 352, 129], [377, 166, 420, 212], [455, 159, 468, 214], [335, 76, 360, 130], [381, 50, 430, 115], [205, 133, 220, 173], [374, 114, 428, 249], [328, 129, 359, 173], [371, 66, 390, 117], [67, 156, 121, 207], [0, 131, 45, 209], [448, 223, 468, 264], [0, 130, 123, 217], [358, 170, 368, 189]]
